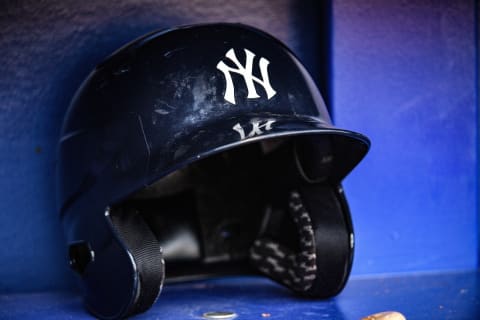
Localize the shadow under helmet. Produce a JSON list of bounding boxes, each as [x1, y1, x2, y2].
[[58, 23, 370, 319]]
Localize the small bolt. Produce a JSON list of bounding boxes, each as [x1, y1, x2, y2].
[[203, 311, 237, 319]]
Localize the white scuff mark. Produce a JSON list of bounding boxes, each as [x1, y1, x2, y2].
[[154, 99, 176, 116], [173, 144, 190, 160], [172, 75, 196, 99], [192, 74, 217, 112], [154, 108, 170, 115], [137, 115, 151, 185]]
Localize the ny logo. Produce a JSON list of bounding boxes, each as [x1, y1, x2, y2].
[[233, 119, 276, 140], [216, 48, 277, 105]]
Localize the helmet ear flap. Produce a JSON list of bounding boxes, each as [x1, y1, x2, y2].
[[295, 183, 354, 297], [108, 205, 165, 317], [69, 214, 140, 319], [71, 205, 165, 319], [250, 140, 353, 298]]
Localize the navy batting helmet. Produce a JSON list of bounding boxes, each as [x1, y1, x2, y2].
[[58, 23, 370, 319]]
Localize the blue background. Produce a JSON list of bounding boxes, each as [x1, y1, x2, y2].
[[0, 0, 477, 294]]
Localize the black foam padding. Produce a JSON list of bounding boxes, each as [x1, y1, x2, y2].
[[250, 191, 318, 292]]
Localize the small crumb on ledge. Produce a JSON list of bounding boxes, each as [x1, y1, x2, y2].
[[361, 311, 406, 320]]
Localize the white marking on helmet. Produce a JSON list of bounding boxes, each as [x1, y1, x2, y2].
[[216, 48, 276, 105]]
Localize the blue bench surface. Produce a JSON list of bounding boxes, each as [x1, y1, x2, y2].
[[1, 270, 478, 319]]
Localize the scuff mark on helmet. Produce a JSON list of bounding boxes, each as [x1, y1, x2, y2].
[[137, 114, 151, 186], [154, 99, 176, 115]]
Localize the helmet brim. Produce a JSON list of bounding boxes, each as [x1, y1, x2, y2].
[[145, 114, 370, 188]]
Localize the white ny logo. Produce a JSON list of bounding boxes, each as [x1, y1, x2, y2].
[[216, 48, 277, 105]]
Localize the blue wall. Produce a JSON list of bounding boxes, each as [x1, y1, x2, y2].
[[0, 0, 477, 293], [333, 1, 478, 274]]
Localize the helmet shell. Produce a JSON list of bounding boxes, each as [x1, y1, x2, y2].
[[58, 23, 370, 319]]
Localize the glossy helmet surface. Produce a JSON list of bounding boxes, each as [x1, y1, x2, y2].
[[58, 23, 370, 319]]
